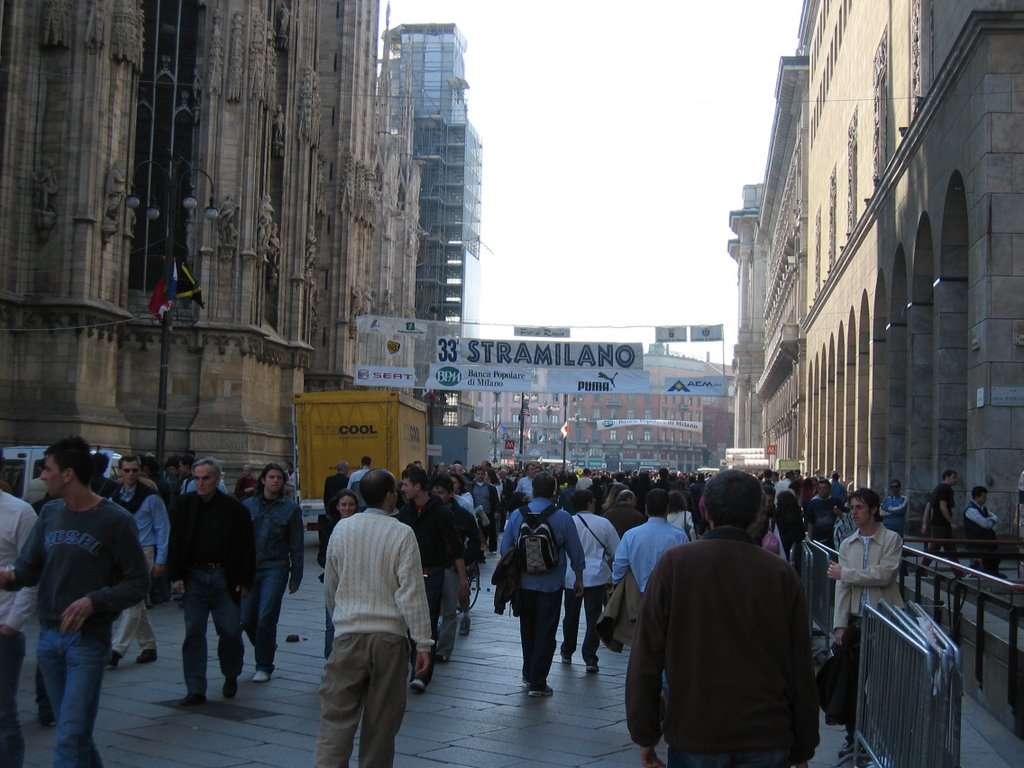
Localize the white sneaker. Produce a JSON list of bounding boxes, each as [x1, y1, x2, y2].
[[252, 670, 271, 683]]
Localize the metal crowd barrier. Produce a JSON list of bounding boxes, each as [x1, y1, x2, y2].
[[799, 539, 837, 635], [855, 600, 962, 768]]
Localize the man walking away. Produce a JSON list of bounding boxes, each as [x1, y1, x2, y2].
[[316, 469, 432, 768], [626, 469, 818, 768], [499, 471, 585, 697]]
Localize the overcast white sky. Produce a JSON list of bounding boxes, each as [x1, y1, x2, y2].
[[383, 2, 804, 362]]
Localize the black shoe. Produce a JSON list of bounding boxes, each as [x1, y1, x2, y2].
[[38, 713, 55, 727], [180, 693, 207, 707], [135, 648, 158, 664], [222, 677, 238, 699], [109, 651, 123, 668]]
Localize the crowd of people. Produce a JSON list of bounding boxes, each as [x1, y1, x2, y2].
[[0, 440, 1012, 768]]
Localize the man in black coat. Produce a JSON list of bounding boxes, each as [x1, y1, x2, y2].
[[167, 457, 255, 707]]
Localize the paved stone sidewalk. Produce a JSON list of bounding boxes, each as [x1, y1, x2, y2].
[[17, 534, 1024, 767]]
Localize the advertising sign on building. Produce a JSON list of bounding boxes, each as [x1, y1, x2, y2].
[[354, 366, 417, 387], [663, 375, 726, 397]]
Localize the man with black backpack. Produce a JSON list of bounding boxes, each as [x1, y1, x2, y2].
[[499, 471, 585, 697]]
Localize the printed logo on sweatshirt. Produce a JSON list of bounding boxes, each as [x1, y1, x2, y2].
[[45, 529, 103, 555]]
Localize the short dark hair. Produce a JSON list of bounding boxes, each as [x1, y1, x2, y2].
[[971, 485, 987, 499], [531, 471, 556, 499], [118, 455, 141, 468], [667, 490, 687, 512], [46, 436, 94, 486], [361, 468, 396, 507], [360, 455, 372, 466], [942, 469, 957, 480], [645, 488, 669, 517], [432, 473, 454, 494], [91, 451, 110, 476], [848, 487, 881, 511], [328, 489, 359, 513], [401, 465, 429, 492], [702, 470, 762, 529], [141, 455, 160, 474], [570, 489, 593, 512]]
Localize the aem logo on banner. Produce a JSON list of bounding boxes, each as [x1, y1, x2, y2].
[[664, 376, 725, 397]]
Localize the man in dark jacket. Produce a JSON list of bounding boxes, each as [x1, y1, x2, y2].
[[397, 465, 467, 693], [167, 457, 255, 706], [626, 470, 819, 768]]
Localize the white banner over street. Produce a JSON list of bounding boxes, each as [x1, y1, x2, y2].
[[514, 326, 571, 338], [542, 369, 651, 394], [436, 337, 643, 370], [655, 326, 688, 342], [595, 419, 703, 434], [423, 364, 535, 391], [354, 365, 417, 387], [688, 324, 724, 342], [356, 315, 437, 336], [663, 375, 726, 397]]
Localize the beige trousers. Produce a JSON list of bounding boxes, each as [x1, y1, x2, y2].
[[315, 632, 410, 768], [111, 545, 156, 655]]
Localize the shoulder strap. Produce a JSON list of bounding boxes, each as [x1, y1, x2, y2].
[[577, 513, 611, 559]]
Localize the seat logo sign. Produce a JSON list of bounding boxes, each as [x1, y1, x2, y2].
[[435, 366, 462, 387]]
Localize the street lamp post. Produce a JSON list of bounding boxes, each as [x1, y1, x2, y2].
[[127, 159, 217, 465]]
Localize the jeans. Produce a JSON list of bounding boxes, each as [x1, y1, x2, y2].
[[0, 631, 25, 768], [409, 568, 443, 685], [37, 628, 109, 768], [435, 566, 460, 659], [241, 565, 289, 673], [667, 748, 789, 768], [519, 588, 562, 689], [560, 586, 605, 664], [182, 569, 244, 695]]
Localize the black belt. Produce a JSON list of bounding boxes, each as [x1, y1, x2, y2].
[[190, 562, 224, 572]]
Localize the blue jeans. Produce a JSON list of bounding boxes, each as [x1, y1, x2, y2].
[[519, 588, 562, 689], [241, 565, 289, 673], [182, 569, 244, 695], [0, 631, 25, 768], [561, 586, 605, 664], [37, 628, 109, 768], [667, 748, 789, 768]]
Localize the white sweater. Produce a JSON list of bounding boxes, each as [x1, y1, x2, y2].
[[323, 510, 433, 652]]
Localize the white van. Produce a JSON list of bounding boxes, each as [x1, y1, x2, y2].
[[1, 446, 48, 500], [1, 445, 122, 501]]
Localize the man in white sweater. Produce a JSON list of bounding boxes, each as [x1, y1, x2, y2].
[[315, 469, 433, 768]]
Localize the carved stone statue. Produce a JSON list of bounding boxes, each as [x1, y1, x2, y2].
[[111, 0, 144, 71], [34, 158, 59, 242], [272, 105, 285, 157], [41, 0, 72, 47], [265, 221, 282, 290], [208, 13, 224, 96], [217, 194, 240, 255], [101, 161, 125, 243], [303, 225, 317, 279], [274, 2, 290, 50], [86, 0, 107, 51], [227, 13, 244, 103], [256, 194, 274, 250], [248, 11, 266, 103]]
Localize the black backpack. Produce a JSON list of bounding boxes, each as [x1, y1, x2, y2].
[[516, 504, 559, 574]]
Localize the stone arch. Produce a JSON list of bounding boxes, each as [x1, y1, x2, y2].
[[834, 326, 845, 475], [844, 310, 857, 483], [908, 214, 935, 498], [887, 246, 909, 485], [935, 172, 969, 473], [870, 271, 889, 487]]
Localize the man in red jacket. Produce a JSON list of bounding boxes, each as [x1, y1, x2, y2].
[[625, 469, 819, 768]]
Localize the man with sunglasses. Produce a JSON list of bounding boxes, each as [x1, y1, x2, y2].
[[108, 455, 169, 668], [880, 480, 908, 536]]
